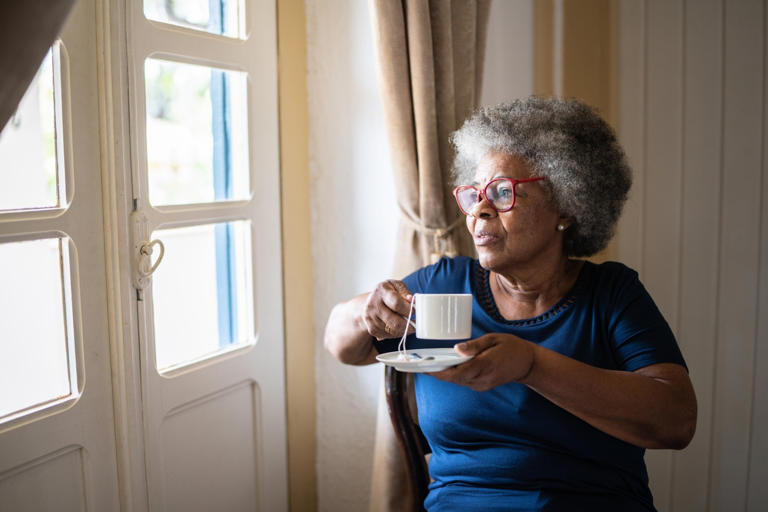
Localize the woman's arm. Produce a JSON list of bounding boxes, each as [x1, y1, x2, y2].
[[432, 334, 697, 450], [324, 280, 414, 365], [324, 293, 378, 365], [525, 345, 696, 449]]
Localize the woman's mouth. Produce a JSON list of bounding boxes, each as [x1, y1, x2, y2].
[[473, 231, 500, 246]]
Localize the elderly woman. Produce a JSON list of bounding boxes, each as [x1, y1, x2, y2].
[[324, 97, 696, 511]]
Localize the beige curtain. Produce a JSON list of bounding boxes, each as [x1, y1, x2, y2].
[[368, 0, 490, 509], [0, 0, 77, 132]]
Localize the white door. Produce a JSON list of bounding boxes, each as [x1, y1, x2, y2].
[[123, 1, 287, 510], [0, 0, 121, 510]]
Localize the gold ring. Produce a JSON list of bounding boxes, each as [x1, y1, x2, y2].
[[384, 324, 392, 335]]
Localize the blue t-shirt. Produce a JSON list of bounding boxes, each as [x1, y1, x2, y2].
[[376, 256, 686, 512]]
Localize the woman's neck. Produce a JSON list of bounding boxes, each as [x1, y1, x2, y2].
[[490, 257, 583, 320]]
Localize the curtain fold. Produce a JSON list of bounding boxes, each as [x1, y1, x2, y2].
[[368, 1, 490, 509], [0, 0, 77, 132]]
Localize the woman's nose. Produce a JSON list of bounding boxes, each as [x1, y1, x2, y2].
[[470, 195, 497, 218]]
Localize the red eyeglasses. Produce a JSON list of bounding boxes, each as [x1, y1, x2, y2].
[[452, 176, 546, 215]]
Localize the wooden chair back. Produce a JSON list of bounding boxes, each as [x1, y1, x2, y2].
[[384, 366, 431, 512]]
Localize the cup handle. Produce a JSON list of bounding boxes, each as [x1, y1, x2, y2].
[[401, 316, 416, 329]]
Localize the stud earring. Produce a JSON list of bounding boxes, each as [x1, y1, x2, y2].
[[557, 224, 565, 231]]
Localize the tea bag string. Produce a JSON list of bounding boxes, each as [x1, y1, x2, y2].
[[397, 294, 417, 360]]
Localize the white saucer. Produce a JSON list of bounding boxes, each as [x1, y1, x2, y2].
[[376, 348, 473, 373]]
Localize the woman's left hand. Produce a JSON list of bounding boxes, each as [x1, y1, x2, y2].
[[429, 333, 536, 391]]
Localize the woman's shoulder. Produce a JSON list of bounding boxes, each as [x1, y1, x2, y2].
[[579, 260, 646, 302], [586, 260, 639, 280]]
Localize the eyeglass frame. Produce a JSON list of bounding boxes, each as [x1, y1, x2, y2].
[[452, 176, 546, 215]]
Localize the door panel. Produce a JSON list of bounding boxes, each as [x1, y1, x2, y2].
[[0, 447, 86, 512], [160, 381, 259, 511], [125, 0, 288, 509], [0, 0, 120, 510]]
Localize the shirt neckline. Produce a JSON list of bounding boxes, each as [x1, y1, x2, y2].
[[473, 259, 591, 326]]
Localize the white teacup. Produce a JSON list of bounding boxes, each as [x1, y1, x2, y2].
[[412, 293, 472, 340]]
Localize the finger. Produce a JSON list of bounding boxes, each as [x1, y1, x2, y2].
[[364, 306, 409, 340], [363, 307, 396, 340], [378, 308, 413, 338], [381, 280, 414, 316], [362, 289, 393, 338], [429, 358, 485, 385], [453, 335, 497, 357], [361, 314, 387, 340], [363, 280, 414, 339], [391, 280, 414, 302]]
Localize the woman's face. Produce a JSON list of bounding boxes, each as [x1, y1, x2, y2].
[[465, 150, 565, 273]]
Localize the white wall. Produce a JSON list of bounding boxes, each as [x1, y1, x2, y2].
[[306, 1, 397, 510], [307, 1, 534, 511]]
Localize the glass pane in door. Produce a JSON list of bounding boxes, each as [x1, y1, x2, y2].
[[151, 220, 253, 372], [0, 237, 76, 421], [144, 58, 249, 206], [144, 0, 244, 38], [0, 48, 62, 212]]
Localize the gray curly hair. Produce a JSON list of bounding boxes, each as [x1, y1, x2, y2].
[[450, 96, 632, 257]]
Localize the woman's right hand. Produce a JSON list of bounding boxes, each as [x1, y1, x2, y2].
[[362, 280, 415, 340], [324, 279, 414, 365]]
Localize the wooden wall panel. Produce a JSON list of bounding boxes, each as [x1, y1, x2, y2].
[[562, 0, 614, 122], [673, 1, 723, 510], [747, 7, 768, 504], [709, 0, 764, 510], [560, 0, 618, 263], [642, 1, 684, 508], [616, 0, 645, 273], [534, 0, 554, 96], [618, 0, 767, 510]]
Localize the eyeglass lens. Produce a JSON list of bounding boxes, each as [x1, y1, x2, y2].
[[485, 180, 515, 210], [456, 179, 516, 212]]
